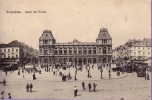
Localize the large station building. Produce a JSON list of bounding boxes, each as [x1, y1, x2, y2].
[[39, 28, 112, 66]]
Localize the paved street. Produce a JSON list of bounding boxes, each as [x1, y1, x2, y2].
[[0, 66, 151, 100]]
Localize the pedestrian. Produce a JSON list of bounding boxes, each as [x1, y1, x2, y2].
[[100, 67, 103, 79], [18, 70, 20, 75], [30, 83, 33, 92], [82, 81, 85, 90], [5, 71, 7, 76], [89, 73, 92, 78], [74, 86, 78, 97], [87, 70, 89, 78], [8, 93, 11, 99], [88, 83, 91, 92], [1, 91, 4, 99], [3, 79, 6, 86], [26, 83, 29, 92], [53, 71, 55, 75], [109, 69, 111, 79], [33, 73, 36, 80], [93, 83, 97, 92]]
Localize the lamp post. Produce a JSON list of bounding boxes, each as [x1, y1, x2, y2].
[[74, 47, 77, 80]]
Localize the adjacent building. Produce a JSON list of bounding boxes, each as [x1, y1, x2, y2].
[[39, 28, 113, 66], [126, 38, 151, 61], [112, 38, 151, 63], [0, 43, 21, 65]]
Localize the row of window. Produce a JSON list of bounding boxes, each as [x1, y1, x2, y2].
[[134, 47, 150, 50], [133, 52, 148, 56], [0, 48, 19, 52], [2, 54, 19, 59], [42, 49, 111, 55]]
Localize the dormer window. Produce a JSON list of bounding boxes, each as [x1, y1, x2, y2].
[[44, 40, 48, 44]]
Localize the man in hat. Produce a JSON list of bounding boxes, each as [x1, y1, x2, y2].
[[88, 83, 91, 92], [82, 81, 85, 90], [26, 83, 29, 92], [74, 86, 78, 97], [93, 83, 97, 92]]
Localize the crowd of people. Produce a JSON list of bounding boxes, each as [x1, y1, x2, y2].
[[0, 62, 150, 99], [74, 81, 98, 97]]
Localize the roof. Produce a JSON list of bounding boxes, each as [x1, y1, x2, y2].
[[39, 30, 55, 40], [0, 44, 7, 48], [143, 38, 151, 43], [96, 28, 112, 40]]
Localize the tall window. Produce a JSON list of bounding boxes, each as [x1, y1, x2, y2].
[[99, 48, 102, 53], [16, 49, 18, 52], [59, 47, 62, 55], [78, 47, 82, 55], [44, 40, 48, 44], [44, 49, 48, 55], [54, 47, 58, 54], [88, 47, 92, 54], [16, 54, 18, 58], [143, 52, 145, 56], [12, 48, 14, 52], [8, 54, 10, 58], [8, 49, 10, 52], [69, 47, 72, 54], [64, 47, 67, 54], [104, 39, 107, 44], [93, 47, 96, 54], [108, 47, 111, 53], [103, 47, 107, 54], [83, 47, 87, 55], [74, 47, 77, 55]]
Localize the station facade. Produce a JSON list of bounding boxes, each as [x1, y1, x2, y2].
[[39, 28, 112, 66]]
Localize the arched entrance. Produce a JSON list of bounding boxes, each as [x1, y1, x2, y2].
[[59, 58, 63, 64], [103, 58, 107, 63], [93, 58, 96, 64], [44, 58, 49, 66], [78, 58, 82, 66], [54, 58, 58, 64], [75, 58, 77, 66], [64, 58, 68, 64], [69, 58, 72, 62], [88, 58, 91, 64], [83, 58, 87, 65]]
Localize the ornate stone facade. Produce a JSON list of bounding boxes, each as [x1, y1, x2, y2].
[[39, 28, 112, 66]]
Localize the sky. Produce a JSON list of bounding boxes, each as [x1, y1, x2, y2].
[[0, 0, 151, 49]]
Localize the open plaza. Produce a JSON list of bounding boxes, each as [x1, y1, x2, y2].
[[0, 64, 151, 100]]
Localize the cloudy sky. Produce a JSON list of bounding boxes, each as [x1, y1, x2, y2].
[[0, 0, 151, 49]]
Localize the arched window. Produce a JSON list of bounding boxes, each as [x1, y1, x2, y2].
[[44, 49, 49, 55], [88, 47, 92, 54], [16, 54, 18, 58], [108, 47, 111, 53], [64, 47, 67, 54], [59, 47, 63, 55], [74, 47, 77, 55], [69, 47, 72, 54], [103, 47, 107, 54], [78, 47, 82, 55], [83, 47, 87, 55], [93, 47, 96, 54], [54, 47, 58, 54], [99, 47, 102, 53]]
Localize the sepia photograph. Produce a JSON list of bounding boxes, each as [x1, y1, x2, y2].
[[0, 0, 151, 100]]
